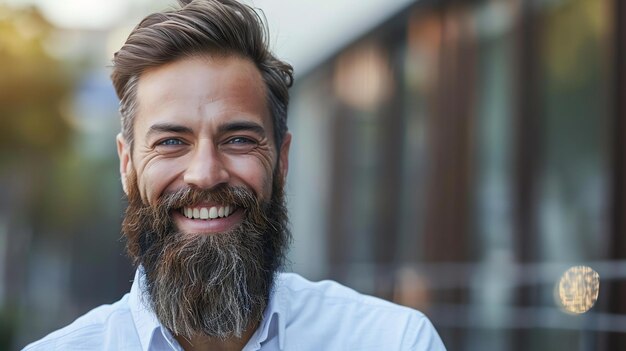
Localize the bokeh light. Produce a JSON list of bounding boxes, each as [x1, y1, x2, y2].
[[557, 266, 600, 314]]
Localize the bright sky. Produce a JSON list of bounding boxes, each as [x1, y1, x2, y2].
[[6, 0, 413, 74]]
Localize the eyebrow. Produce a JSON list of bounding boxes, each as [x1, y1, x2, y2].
[[146, 123, 193, 138], [217, 121, 266, 137], [145, 121, 266, 138]]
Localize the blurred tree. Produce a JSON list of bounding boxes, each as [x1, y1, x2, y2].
[[0, 5, 72, 157], [0, 6, 130, 349], [0, 5, 74, 349]]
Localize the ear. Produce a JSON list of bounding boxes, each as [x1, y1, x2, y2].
[[116, 133, 132, 195], [278, 132, 291, 183]]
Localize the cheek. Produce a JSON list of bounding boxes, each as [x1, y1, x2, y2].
[[226, 156, 274, 199], [138, 159, 187, 205]]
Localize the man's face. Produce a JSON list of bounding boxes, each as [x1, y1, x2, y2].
[[115, 55, 292, 339], [117, 55, 290, 235]]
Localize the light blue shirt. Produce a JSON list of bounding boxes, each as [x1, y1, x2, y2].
[[24, 269, 446, 350]]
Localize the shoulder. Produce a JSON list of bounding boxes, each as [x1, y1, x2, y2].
[[275, 273, 446, 350], [277, 272, 423, 318], [22, 294, 137, 351], [278, 272, 412, 311]]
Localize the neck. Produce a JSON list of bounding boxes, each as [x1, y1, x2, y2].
[[175, 322, 258, 351]]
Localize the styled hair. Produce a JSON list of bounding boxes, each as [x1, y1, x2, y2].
[[111, 0, 293, 149]]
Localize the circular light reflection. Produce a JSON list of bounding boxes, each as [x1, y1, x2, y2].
[[556, 265, 600, 314]]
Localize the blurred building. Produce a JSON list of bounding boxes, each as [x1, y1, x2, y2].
[[286, 0, 626, 350]]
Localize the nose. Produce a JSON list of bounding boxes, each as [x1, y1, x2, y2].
[[183, 141, 230, 189]]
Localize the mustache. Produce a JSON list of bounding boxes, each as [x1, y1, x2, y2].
[[165, 185, 259, 210], [128, 183, 259, 212], [155, 184, 261, 218]]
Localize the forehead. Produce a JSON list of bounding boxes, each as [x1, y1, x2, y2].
[[134, 55, 270, 133]]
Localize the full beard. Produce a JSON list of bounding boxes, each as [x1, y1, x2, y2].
[[121, 171, 290, 340]]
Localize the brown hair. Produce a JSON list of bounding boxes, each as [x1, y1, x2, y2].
[[111, 0, 293, 149]]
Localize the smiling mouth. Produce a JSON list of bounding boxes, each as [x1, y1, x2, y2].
[[180, 205, 235, 220]]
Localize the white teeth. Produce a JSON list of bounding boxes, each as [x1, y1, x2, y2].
[[209, 207, 218, 219], [182, 205, 234, 220]]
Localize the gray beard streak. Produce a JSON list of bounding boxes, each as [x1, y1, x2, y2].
[[146, 225, 272, 340]]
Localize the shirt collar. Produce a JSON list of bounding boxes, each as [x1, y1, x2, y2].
[[128, 268, 289, 351], [246, 273, 288, 350], [129, 267, 175, 351]]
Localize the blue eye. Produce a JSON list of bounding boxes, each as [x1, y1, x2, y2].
[[221, 136, 257, 153], [159, 139, 184, 146], [228, 137, 254, 144]]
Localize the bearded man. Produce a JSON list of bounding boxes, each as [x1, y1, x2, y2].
[[24, 0, 445, 350]]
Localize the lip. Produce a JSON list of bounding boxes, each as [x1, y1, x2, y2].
[[172, 206, 244, 234]]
